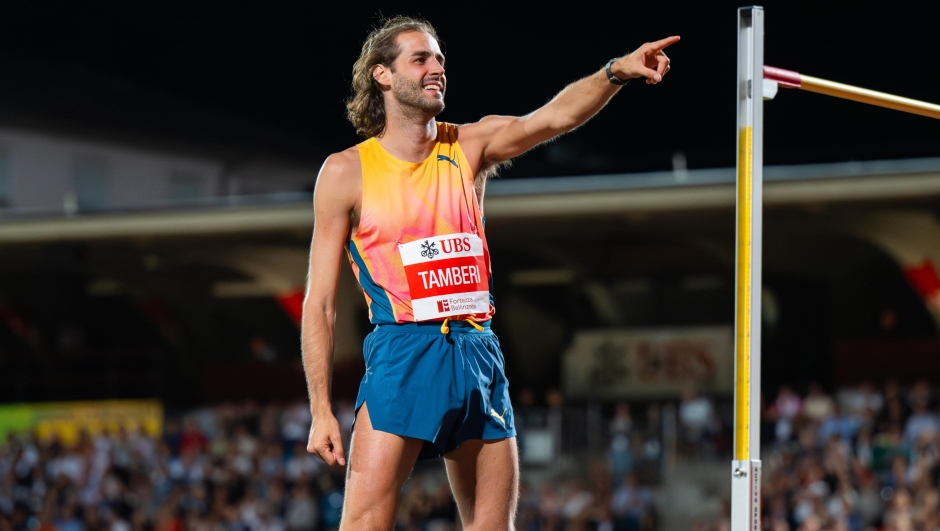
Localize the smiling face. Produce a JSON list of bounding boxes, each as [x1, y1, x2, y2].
[[377, 30, 446, 117]]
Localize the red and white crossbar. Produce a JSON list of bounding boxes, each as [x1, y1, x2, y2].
[[763, 65, 940, 120]]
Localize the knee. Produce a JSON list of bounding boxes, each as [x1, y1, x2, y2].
[[339, 505, 396, 531], [463, 515, 514, 531]]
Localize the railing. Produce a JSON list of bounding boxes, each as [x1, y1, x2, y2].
[[514, 404, 678, 485], [0, 191, 313, 219]]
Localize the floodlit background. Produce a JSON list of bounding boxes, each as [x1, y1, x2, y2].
[[2, 2, 940, 530]]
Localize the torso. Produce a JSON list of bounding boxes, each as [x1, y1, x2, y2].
[[341, 123, 491, 238], [341, 122, 495, 325]]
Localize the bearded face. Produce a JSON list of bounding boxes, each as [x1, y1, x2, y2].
[[390, 70, 445, 116]]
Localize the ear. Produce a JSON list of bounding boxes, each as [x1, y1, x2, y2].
[[372, 64, 391, 88]]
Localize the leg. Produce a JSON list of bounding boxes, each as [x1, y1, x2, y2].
[[444, 437, 519, 531], [341, 403, 424, 531]]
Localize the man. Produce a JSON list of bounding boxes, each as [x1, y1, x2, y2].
[[301, 16, 677, 530]]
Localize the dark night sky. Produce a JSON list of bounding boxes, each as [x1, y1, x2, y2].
[[0, 1, 938, 178]]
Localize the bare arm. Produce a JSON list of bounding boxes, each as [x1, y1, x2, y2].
[[460, 36, 679, 171], [301, 148, 360, 466]]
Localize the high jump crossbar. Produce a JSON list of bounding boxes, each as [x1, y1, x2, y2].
[[763, 65, 940, 120], [732, 6, 940, 531]]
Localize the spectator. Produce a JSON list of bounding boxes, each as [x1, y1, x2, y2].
[[284, 481, 317, 531], [284, 443, 319, 482], [914, 488, 939, 531], [883, 488, 915, 531], [837, 381, 884, 420], [560, 479, 593, 530], [397, 477, 432, 529], [803, 382, 835, 424], [768, 385, 803, 444], [678, 386, 717, 459], [258, 442, 284, 481], [54, 505, 84, 531], [538, 482, 563, 531], [816, 404, 860, 446], [902, 397, 939, 445], [855, 427, 874, 469], [608, 402, 633, 485], [253, 501, 285, 531], [907, 379, 932, 411], [162, 421, 181, 457], [610, 473, 651, 531], [279, 406, 310, 450], [178, 419, 207, 456], [424, 482, 457, 531]]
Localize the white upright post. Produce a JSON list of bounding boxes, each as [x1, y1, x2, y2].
[[732, 6, 763, 531]]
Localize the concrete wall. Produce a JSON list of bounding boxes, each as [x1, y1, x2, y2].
[[0, 128, 221, 212]]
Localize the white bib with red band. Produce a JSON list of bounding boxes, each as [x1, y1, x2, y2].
[[398, 233, 490, 321]]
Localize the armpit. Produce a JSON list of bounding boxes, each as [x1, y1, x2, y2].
[[474, 159, 512, 203]]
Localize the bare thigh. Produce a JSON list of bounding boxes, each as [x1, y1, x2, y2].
[[444, 438, 519, 531], [341, 403, 424, 531]]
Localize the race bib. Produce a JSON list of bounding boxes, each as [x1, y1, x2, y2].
[[398, 233, 490, 320]]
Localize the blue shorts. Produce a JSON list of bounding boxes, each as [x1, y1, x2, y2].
[[355, 320, 515, 460]]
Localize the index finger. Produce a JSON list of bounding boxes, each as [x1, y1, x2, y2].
[[315, 446, 335, 466], [650, 36, 681, 51], [333, 439, 347, 467]]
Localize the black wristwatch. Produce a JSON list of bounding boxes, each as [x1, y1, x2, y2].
[[606, 58, 631, 86]]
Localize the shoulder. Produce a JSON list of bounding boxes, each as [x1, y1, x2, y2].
[[456, 115, 520, 164], [319, 146, 361, 179], [453, 116, 518, 173], [314, 146, 361, 206]]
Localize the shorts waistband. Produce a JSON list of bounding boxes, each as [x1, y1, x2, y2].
[[373, 320, 492, 335]]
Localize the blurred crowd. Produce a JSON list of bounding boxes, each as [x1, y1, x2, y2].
[[0, 402, 354, 531], [0, 394, 661, 531], [752, 379, 940, 531], [3, 378, 939, 531]]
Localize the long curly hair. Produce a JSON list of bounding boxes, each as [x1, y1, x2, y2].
[[346, 16, 440, 138]]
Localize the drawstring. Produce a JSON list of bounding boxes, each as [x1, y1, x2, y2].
[[440, 317, 484, 334]]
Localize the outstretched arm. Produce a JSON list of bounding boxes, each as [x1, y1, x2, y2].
[[301, 149, 360, 467], [460, 36, 679, 169]]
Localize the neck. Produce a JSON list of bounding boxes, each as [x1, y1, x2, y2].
[[377, 101, 438, 162]]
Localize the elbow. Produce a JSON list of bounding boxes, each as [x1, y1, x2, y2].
[[302, 296, 336, 324]]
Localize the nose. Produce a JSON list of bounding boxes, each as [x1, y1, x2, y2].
[[429, 58, 445, 76]]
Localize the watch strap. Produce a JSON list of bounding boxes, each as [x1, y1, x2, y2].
[[606, 58, 631, 86]]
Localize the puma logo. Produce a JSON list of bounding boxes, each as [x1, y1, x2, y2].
[[437, 154, 458, 167], [490, 408, 508, 428]]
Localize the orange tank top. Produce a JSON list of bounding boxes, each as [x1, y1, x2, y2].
[[345, 122, 495, 324]]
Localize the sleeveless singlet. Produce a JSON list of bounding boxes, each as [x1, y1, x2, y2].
[[346, 122, 496, 325]]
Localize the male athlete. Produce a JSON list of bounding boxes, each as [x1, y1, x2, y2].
[[301, 16, 677, 530]]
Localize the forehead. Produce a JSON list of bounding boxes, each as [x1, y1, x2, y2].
[[395, 30, 442, 57]]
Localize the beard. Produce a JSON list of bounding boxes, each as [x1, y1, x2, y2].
[[391, 72, 445, 117]]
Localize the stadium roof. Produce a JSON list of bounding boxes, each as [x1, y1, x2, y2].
[[2, 157, 940, 242]]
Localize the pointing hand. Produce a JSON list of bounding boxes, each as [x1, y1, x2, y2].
[[611, 36, 680, 85]]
